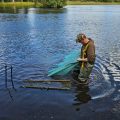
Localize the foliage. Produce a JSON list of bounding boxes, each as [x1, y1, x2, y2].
[[0, 2, 42, 8], [40, 0, 67, 8], [0, 0, 120, 8]]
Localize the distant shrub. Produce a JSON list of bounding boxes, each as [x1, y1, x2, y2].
[[40, 0, 67, 8]]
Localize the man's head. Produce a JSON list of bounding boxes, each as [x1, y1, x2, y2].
[[76, 33, 89, 45]]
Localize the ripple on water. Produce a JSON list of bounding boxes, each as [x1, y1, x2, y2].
[[89, 56, 120, 100]]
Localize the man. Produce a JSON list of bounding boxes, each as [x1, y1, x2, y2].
[[74, 33, 96, 84]]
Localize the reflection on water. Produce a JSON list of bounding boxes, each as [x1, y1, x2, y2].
[[73, 84, 91, 111], [0, 5, 120, 120], [0, 7, 66, 14]]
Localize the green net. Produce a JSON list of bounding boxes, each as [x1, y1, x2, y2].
[[48, 50, 80, 76]]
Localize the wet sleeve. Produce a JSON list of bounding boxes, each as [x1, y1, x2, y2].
[[87, 43, 95, 63]]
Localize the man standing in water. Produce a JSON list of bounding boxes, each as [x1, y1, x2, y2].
[[74, 33, 96, 84]]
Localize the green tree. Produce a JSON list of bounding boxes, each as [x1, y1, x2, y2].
[[40, 0, 66, 8]]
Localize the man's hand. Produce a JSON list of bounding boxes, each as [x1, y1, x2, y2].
[[77, 58, 82, 61], [77, 58, 88, 62]]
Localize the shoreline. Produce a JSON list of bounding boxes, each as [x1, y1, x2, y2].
[[0, 2, 42, 8], [67, 1, 120, 5], [0, 2, 120, 8]]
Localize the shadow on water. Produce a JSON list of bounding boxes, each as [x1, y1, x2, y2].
[[0, 7, 66, 14], [73, 84, 91, 111]]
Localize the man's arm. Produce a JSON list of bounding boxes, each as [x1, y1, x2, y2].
[[87, 42, 95, 63]]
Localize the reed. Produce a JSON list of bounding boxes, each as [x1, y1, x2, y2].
[[0, 2, 43, 8], [0, 1, 120, 8]]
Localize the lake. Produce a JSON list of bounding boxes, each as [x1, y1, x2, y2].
[[0, 5, 120, 120]]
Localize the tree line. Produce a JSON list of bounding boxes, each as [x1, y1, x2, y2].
[[0, 0, 120, 8], [0, 0, 67, 8], [1, 0, 120, 2]]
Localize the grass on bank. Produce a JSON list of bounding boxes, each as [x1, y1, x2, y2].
[[0, 1, 120, 8], [0, 2, 43, 8], [67, 1, 120, 5]]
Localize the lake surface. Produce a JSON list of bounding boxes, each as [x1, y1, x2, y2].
[[0, 5, 120, 120]]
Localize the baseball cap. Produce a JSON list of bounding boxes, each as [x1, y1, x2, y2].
[[76, 33, 86, 43]]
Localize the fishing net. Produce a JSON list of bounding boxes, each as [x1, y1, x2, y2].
[[48, 50, 80, 76]]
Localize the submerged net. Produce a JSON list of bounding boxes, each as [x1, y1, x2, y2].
[[48, 50, 80, 76]]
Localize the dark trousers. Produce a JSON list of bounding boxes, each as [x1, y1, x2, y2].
[[72, 62, 94, 84]]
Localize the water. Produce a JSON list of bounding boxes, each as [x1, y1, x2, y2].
[[0, 5, 120, 120]]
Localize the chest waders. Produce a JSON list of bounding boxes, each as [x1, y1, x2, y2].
[[81, 43, 89, 70], [78, 42, 94, 82]]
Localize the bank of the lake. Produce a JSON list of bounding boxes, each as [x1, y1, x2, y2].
[[0, 2, 42, 8], [67, 1, 120, 5], [0, 1, 120, 8]]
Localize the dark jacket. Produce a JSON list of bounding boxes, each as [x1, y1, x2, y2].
[[80, 38, 96, 64]]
